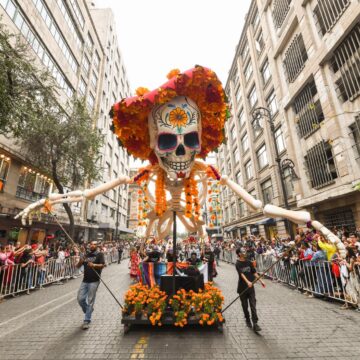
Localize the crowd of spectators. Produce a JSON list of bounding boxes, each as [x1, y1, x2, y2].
[[0, 239, 129, 296], [220, 227, 360, 309]]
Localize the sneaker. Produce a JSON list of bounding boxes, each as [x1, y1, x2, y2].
[[246, 320, 252, 328], [82, 321, 90, 330], [253, 323, 262, 332]]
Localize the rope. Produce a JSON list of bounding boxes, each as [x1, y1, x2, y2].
[[46, 207, 124, 309], [221, 244, 296, 314]]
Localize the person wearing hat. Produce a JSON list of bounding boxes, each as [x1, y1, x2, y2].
[[235, 247, 265, 332]]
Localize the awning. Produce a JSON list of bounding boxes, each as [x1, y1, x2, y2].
[[256, 217, 276, 226], [224, 225, 239, 232]]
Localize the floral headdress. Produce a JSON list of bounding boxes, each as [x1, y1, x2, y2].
[[111, 66, 229, 162]]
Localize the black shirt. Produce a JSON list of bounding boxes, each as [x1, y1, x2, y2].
[[83, 251, 105, 283], [236, 259, 256, 293]]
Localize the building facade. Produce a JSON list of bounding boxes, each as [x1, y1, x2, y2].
[[217, 0, 360, 239], [0, 0, 131, 245], [86, 5, 132, 241]]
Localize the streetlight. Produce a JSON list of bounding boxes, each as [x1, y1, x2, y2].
[[251, 106, 299, 239]]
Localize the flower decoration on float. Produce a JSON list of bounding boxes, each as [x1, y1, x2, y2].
[[123, 282, 224, 327]]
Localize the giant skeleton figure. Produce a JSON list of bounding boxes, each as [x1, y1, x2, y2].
[[16, 66, 345, 257]]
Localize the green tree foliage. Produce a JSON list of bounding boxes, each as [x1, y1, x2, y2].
[[18, 97, 103, 237], [0, 23, 103, 237], [0, 23, 53, 136]]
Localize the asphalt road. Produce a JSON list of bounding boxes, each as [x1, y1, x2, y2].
[[1, 260, 360, 359]]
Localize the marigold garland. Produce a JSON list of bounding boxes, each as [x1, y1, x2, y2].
[[155, 168, 167, 216]]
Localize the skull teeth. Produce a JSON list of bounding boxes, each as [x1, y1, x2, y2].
[[162, 158, 191, 171]]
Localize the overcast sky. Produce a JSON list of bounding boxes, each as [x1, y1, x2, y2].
[[94, 0, 251, 89], [92, 0, 251, 233]]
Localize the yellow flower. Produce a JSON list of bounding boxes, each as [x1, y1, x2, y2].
[[169, 107, 188, 127]]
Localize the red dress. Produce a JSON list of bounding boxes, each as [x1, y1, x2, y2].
[[129, 252, 140, 279]]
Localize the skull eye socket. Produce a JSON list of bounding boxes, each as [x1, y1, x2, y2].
[[158, 133, 177, 151], [184, 132, 200, 149]]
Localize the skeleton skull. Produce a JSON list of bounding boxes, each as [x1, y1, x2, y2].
[[149, 96, 201, 180]]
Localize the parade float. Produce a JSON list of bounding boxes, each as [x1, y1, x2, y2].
[[16, 65, 347, 332]]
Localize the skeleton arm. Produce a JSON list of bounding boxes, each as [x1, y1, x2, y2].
[[221, 177, 346, 258], [15, 175, 131, 226]]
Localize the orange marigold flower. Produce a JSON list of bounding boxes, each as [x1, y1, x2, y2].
[[135, 87, 150, 96], [169, 107, 188, 127], [166, 68, 180, 79]]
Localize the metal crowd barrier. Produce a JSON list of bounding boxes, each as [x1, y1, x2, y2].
[[0, 248, 129, 300], [220, 249, 360, 309]]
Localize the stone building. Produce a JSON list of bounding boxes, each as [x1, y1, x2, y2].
[[217, 0, 360, 239], [0, 0, 131, 244]]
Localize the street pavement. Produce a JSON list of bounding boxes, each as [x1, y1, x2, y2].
[[1, 260, 360, 360]]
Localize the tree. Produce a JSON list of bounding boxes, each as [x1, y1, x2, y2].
[[18, 98, 103, 238], [0, 22, 54, 136]]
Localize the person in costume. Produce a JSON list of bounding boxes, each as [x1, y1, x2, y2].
[[129, 247, 140, 282]]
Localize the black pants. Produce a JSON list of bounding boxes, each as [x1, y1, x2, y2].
[[239, 287, 258, 324], [118, 252, 123, 264]]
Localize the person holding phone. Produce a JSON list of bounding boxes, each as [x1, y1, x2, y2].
[[235, 247, 265, 332]]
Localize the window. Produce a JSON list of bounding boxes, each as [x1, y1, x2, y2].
[[86, 32, 94, 51], [331, 24, 360, 103], [272, 0, 292, 29], [94, 51, 100, 70], [32, 0, 78, 73], [0, 157, 10, 191], [87, 93, 95, 110], [5, 0, 16, 18], [305, 141, 338, 189], [248, 86, 258, 108], [16, 168, 51, 201], [244, 61, 253, 82], [275, 127, 286, 153], [82, 55, 90, 75], [6, 0, 74, 98], [256, 145, 268, 169], [234, 148, 240, 164], [235, 171, 243, 185], [69, 0, 85, 29], [256, 30, 264, 54], [283, 34, 308, 83], [293, 80, 324, 138], [241, 43, 249, 62], [238, 108, 245, 128], [105, 162, 111, 178], [101, 204, 108, 218], [266, 90, 278, 116], [230, 127, 236, 141], [78, 77, 86, 96], [261, 179, 273, 204], [313, 0, 350, 36], [350, 116, 360, 159], [235, 85, 241, 103], [231, 203, 237, 219], [283, 167, 294, 198], [108, 144, 113, 159], [91, 71, 98, 88], [241, 133, 249, 153], [252, 9, 260, 30], [261, 59, 271, 84], [239, 200, 245, 217], [56, 0, 82, 49], [245, 160, 253, 180]]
